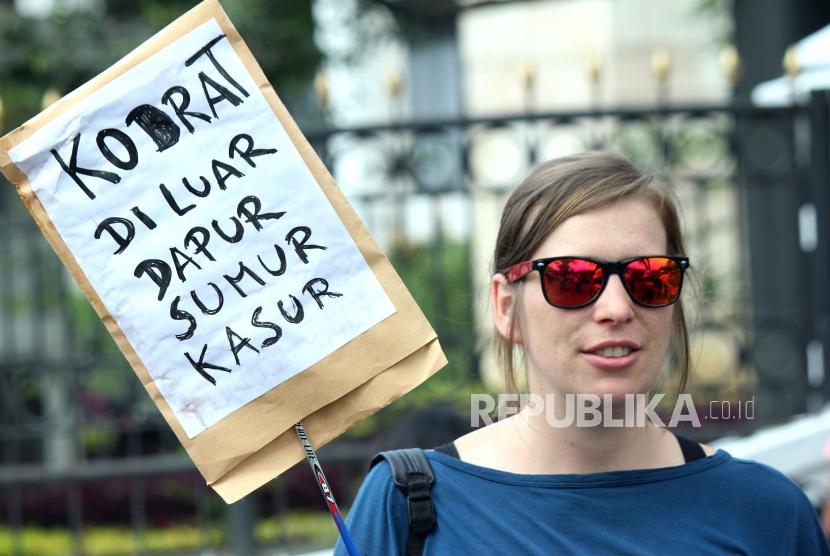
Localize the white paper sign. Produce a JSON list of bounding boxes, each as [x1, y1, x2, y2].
[[9, 19, 396, 438]]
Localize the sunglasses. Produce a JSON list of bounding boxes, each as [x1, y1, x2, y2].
[[506, 255, 689, 309]]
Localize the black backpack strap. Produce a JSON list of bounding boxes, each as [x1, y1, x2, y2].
[[673, 432, 706, 463], [371, 448, 435, 556]]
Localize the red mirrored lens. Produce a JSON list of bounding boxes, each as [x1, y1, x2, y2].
[[624, 257, 683, 306], [541, 258, 604, 307]]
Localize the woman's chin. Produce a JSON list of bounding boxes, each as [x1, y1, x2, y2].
[[575, 381, 656, 406]]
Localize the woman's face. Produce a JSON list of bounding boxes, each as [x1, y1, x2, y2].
[[494, 197, 676, 400]]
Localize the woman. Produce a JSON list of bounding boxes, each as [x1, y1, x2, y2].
[[336, 152, 829, 555]]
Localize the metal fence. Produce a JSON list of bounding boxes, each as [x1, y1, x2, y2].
[[1, 92, 828, 554]]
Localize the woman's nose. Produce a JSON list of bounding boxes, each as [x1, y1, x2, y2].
[[592, 275, 635, 323]]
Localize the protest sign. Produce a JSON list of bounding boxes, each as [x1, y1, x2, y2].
[[0, 0, 446, 503]]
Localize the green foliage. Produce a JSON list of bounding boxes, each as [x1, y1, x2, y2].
[[99, 0, 322, 102], [354, 0, 462, 44], [391, 237, 475, 387], [0, 511, 335, 555], [0, 0, 322, 131], [691, 0, 734, 46], [674, 120, 731, 171], [256, 511, 339, 548], [347, 236, 482, 438]]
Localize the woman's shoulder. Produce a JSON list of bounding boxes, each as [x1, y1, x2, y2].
[[714, 454, 827, 543], [358, 456, 405, 496], [715, 453, 811, 495], [334, 456, 409, 554], [702, 452, 821, 522], [452, 418, 520, 469], [343, 455, 410, 518]]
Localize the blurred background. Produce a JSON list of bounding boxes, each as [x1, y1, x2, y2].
[[1, 0, 830, 554]]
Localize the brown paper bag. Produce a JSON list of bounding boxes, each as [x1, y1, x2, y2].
[[0, 0, 446, 503]]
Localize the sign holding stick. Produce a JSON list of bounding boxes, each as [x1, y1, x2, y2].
[[294, 421, 358, 555], [0, 0, 446, 504]]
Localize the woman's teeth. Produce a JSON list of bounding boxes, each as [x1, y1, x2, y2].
[[594, 346, 633, 358]]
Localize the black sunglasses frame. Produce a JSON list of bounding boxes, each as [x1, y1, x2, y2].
[[506, 255, 690, 309]]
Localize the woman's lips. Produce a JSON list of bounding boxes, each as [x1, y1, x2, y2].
[[580, 349, 641, 369]]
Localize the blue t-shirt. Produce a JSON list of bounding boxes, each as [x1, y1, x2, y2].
[[335, 449, 829, 555]]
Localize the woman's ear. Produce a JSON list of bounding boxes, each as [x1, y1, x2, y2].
[[492, 273, 522, 344]]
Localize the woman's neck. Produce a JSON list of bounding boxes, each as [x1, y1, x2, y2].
[[455, 390, 689, 474], [502, 405, 682, 474]]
